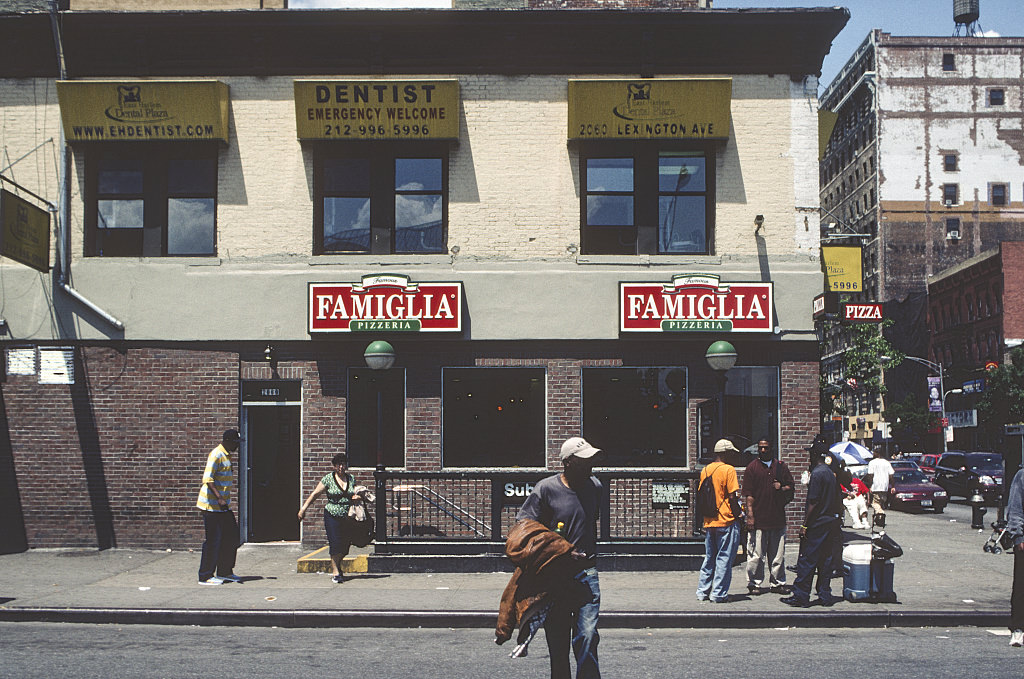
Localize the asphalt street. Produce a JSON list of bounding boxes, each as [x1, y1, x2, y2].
[[1, 622, 1020, 679]]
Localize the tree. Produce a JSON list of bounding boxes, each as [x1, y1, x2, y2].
[[839, 320, 904, 415], [978, 346, 1024, 432], [882, 393, 935, 449]]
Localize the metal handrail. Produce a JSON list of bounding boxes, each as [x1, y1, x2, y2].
[[392, 483, 490, 537]]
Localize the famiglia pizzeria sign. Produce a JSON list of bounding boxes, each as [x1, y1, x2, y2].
[[620, 274, 773, 333], [309, 274, 462, 333]]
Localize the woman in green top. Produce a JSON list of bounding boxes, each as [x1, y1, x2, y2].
[[298, 453, 365, 583]]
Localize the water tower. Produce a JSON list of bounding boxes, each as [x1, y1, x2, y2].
[[954, 0, 982, 37]]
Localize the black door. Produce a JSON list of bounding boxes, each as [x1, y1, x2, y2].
[[247, 406, 300, 542]]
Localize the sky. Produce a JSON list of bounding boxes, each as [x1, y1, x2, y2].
[[288, 0, 1024, 88]]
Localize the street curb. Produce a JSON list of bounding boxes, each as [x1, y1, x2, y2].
[[0, 607, 1007, 629]]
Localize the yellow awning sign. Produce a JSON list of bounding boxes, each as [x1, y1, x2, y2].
[[294, 80, 460, 141], [56, 80, 230, 143], [1, 189, 50, 273], [568, 79, 732, 141], [822, 245, 862, 292], [818, 110, 839, 161]]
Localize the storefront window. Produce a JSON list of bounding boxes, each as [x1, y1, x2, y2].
[[442, 368, 545, 468], [582, 367, 688, 467], [723, 366, 780, 458], [347, 368, 406, 468]]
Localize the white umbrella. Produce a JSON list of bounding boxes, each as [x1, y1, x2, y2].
[[829, 441, 873, 465]]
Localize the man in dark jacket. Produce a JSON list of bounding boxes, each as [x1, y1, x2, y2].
[[517, 436, 603, 679], [743, 438, 795, 595], [781, 436, 841, 608], [1006, 467, 1024, 647]]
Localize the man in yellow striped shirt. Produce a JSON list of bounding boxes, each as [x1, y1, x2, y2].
[[196, 429, 242, 585]]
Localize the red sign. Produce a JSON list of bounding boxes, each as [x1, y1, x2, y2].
[[842, 303, 883, 323], [619, 274, 773, 333], [309, 274, 462, 333]]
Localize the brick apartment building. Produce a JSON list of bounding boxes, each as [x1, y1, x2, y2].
[[0, 1, 846, 554], [923, 241, 1024, 449]]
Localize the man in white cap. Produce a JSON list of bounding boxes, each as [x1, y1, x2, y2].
[[695, 438, 743, 603], [517, 436, 603, 679]]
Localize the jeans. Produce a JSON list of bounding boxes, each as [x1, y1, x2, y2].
[[198, 509, 239, 581], [544, 566, 600, 679], [1012, 546, 1024, 631], [696, 521, 740, 602]]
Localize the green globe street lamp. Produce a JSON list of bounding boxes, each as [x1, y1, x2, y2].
[[705, 340, 737, 454], [365, 341, 395, 544]]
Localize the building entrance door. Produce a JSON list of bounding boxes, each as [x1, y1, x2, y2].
[[241, 380, 302, 543]]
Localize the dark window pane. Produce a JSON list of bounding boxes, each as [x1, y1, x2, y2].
[[944, 154, 957, 172], [97, 199, 143, 229], [324, 158, 371, 193], [347, 368, 405, 468], [990, 89, 1005, 106], [942, 53, 955, 71], [168, 158, 216, 195], [582, 367, 688, 467], [168, 198, 215, 255], [659, 195, 706, 253], [396, 158, 442, 191], [587, 158, 633, 192], [586, 195, 634, 226], [943, 184, 958, 203], [586, 226, 636, 255], [98, 164, 143, 195], [324, 197, 370, 251], [659, 153, 705, 192], [442, 368, 545, 468], [395, 195, 443, 252]]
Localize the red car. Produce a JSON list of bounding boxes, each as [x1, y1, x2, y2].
[[916, 453, 941, 479], [889, 468, 948, 512]]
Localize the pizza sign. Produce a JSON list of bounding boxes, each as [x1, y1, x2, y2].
[[620, 274, 773, 333], [309, 274, 462, 333]]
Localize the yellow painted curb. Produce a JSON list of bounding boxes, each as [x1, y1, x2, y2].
[[296, 546, 369, 574]]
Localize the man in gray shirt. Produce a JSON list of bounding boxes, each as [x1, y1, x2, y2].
[[517, 436, 603, 679]]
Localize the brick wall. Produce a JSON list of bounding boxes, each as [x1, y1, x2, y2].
[[1003, 242, 1024, 343], [3, 346, 238, 549]]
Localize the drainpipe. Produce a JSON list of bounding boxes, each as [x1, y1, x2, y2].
[[49, 1, 124, 331]]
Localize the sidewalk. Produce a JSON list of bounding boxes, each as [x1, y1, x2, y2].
[[0, 508, 1013, 629]]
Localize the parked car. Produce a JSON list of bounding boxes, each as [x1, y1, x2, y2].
[[891, 460, 922, 472], [933, 451, 1004, 503], [916, 453, 941, 479], [888, 468, 948, 512]]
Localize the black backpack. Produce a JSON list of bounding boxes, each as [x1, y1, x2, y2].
[[696, 463, 723, 519]]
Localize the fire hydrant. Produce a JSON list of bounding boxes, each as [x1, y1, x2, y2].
[[970, 490, 987, 530]]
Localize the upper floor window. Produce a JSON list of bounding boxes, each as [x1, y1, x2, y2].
[[85, 143, 217, 257], [314, 142, 447, 255], [942, 53, 956, 71], [991, 183, 1008, 206], [943, 153, 958, 172], [942, 183, 959, 206], [581, 142, 714, 255], [988, 88, 1005, 106]]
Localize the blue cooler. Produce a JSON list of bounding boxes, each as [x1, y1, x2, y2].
[[842, 543, 872, 601]]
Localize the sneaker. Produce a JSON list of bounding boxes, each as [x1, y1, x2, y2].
[[770, 585, 791, 595], [332, 574, 344, 583], [747, 585, 768, 596], [1011, 630, 1024, 647], [198, 577, 224, 586], [219, 574, 243, 583]]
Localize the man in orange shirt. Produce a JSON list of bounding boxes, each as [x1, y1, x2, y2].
[[695, 439, 743, 603]]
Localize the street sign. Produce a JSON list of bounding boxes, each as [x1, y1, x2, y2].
[[1006, 425, 1024, 436]]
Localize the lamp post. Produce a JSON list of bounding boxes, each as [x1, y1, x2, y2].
[[706, 340, 738, 449], [881, 354, 961, 454], [364, 340, 395, 544]]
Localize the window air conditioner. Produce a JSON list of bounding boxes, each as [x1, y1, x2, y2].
[[946, 230, 961, 240], [944, 199, 954, 207]]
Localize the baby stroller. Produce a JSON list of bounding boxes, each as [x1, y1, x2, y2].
[[983, 520, 1014, 554]]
